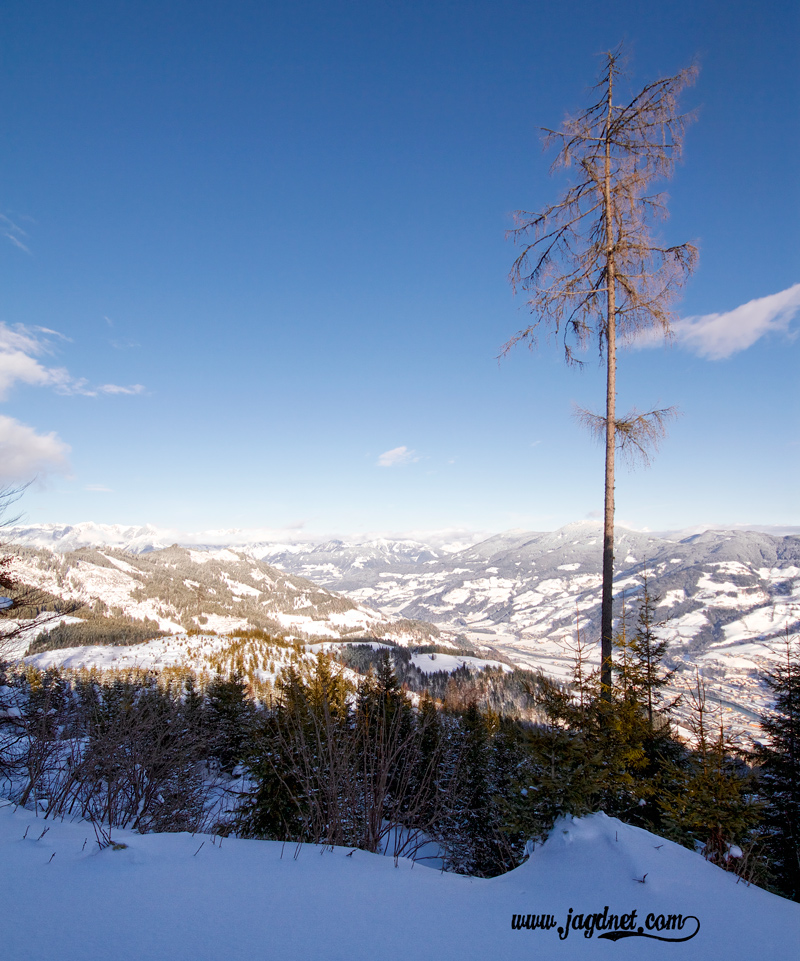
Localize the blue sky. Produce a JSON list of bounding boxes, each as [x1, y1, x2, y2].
[[1, 0, 798, 537]]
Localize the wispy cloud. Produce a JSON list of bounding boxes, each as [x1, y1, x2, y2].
[[636, 284, 800, 360], [5, 234, 31, 254], [377, 446, 419, 468], [0, 322, 146, 398], [98, 383, 146, 395], [0, 214, 31, 254], [85, 484, 112, 493], [0, 324, 69, 399], [0, 415, 70, 481]]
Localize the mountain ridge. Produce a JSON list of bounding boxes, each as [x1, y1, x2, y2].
[[5, 520, 799, 738]]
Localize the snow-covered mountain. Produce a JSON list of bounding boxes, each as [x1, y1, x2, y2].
[[5, 543, 442, 647], [4, 521, 176, 554], [3, 522, 482, 561], [277, 522, 800, 738], [6, 520, 800, 736], [333, 523, 800, 650]]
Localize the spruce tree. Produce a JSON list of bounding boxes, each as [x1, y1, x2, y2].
[[448, 703, 498, 876], [659, 673, 760, 868], [610, 578, 683, 828], [206, 671, 255, 772], [238, 661, 318, 841], [628, 571, 677, 730], [757, 632, 800, 900]]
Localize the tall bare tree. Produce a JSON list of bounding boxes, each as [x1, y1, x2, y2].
[[504, 48, 697, 701]]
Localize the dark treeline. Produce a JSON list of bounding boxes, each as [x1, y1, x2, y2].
[[27, 615, 166, 653], [333, 642, 549, 721], [1, 611, 799, 898]]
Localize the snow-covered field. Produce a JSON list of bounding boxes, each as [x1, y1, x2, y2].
[[410, 652, 512, 675], [1, 803, 796, 961], [24, 632, 232, 674]]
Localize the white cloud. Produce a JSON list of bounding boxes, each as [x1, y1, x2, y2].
[[0, 415, 70, 481], [0, 322, 146, 398], [636, 284, 800, 360], [0, 351, 57, 398], [0, 324, 79, 399], [98, 383, 146, 395], [377, 446, 419, 468], [85, 484, 112, 493]]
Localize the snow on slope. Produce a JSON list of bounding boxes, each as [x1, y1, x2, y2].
[[0, 803, 796, 961], [7, 522, 800, 738], [276, 524, 800, 740], [410, 652, 512, 675], [5, 544, 441, 647], [24, 633, 229, 674]]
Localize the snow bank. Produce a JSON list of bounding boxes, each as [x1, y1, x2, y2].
[[0, 805, 797, 960]]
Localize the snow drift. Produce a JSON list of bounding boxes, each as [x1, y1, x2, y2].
[[1, 804, 797, 960]]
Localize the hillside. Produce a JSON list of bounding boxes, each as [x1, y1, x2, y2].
[[262, 523, 800, 738], [3, 543, 443, 648], [5, 521, 800, 737]]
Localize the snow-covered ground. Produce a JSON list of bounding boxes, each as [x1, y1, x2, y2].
[[410, 652, 512, 675], [24, 632, 230, 673], [22, 633, 514, 686], [0, 803, 796, 960]]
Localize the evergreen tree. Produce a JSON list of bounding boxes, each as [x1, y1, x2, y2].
[[206, 672, 255, 772], [659, 672, 760, 869], [627, 571, 677, 730], [446, 703, 497, 876], [238, 660, 320, 841], [506, 606, 687, 838], [306, 652, 349, 719], [609, 581, 683, 828], [408, 692, 444, 825], [756, 632, 800, 900], [182, 672, 205, 732]]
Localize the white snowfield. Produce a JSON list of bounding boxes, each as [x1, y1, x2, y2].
[[410, 652, 512, 675], [0, 804, 796, 961], [24, 633, 231, 673]]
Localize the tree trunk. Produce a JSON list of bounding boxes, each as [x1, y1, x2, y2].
[[600, 64, 617, 703], [505, 50, 697, 707]]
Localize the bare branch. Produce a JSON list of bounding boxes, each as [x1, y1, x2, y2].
[[573, 403, 679, 467], [614, 406, 680, 467], [505, 45, 697, 700]]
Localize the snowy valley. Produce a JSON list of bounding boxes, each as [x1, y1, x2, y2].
[[6, 520, 799, 740]]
